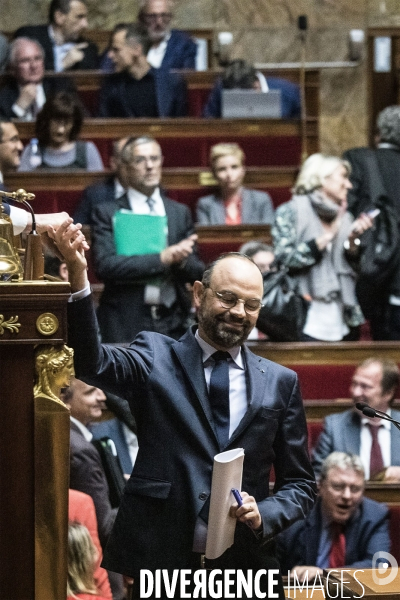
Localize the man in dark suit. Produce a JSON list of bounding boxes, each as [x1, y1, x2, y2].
[[0, 38, 75, 120], [277, 452, 390, 582], [64, 377, 124, 600], [90, 135, 203, 343], [73, 137, 129, 225], [50, 215, 316, 598], [138, 0, 197, 70], [344, 106, 400, 340], [14, 0, 98, 71], [312, 358, 400, 481], [98, 23, 187, 118]]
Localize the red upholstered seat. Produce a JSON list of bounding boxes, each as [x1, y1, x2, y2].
[[77, 136, 302, 168], [307, 421, 324, 453], [286, 364, 355, 400]]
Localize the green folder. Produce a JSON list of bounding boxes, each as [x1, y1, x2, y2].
[[113, 210, 168, 256]]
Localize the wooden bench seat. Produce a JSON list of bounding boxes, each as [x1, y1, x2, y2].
[[16, 118, 319, 167], [248, 342, 400, 399], [4, 166, 297, 218]]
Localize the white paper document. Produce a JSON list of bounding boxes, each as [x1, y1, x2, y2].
[[205, 448, 244, 560]]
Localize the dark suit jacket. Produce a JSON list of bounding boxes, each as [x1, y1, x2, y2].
[[67, 296, 316, 576], [14, 24, 99, 70], [312, 408, 400, 478], [277, 496, 390, 572], [203, 76, 301, 119], [97, 67, 187, 117], [99, 28, 197, 73], [91, 192, 204, 342], [0, 75, 76, 119], [69, 421, 117, 548], [343, 146, 400, 218], [91, 418, 134, 475], [161, 29, 197, 70], [73, 176, 116, 225], [196, 188, 274, 225]]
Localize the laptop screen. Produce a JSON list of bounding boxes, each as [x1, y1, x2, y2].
[[222, 89, 282, 119]]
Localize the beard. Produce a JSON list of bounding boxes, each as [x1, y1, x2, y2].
[[197, 302, 254, 348]]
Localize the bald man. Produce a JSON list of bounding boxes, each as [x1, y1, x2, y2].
[[51, 219, 316, 599]]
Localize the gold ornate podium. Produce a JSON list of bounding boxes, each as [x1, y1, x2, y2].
[[0, 281, 71, 600]]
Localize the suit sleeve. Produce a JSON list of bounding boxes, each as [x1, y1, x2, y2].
[[343, 149, 369, 217], [257, 191, 275, 224], [69, 442, 117, 548], [72, 41, 99, 70], [196, 196, 212, 225], [181, 38, 197, 69], [311, 416, 334, 479], [346, 504, 390, 568], [257, 374, 317, 541]]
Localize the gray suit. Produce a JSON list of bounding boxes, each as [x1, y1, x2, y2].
[[196, 188, 274, 225], [312, 408, 400, 477]]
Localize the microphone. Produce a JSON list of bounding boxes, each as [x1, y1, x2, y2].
[[355, 402, 400, 431]]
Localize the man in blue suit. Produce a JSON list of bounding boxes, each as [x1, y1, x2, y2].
[[98, 23, 187, 118], [139, 0, 197, 70], [51, 217, 316, 598], [312, 358, 400, 481], [277, 452, 390, 581]]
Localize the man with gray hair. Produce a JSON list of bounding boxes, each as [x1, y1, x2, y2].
[[0, 37, 75, 120], [138, 0, 197, 70], [90, 135, 204, 342], [277, 451, 390, 582], [343, 106, 400, 339], [98, 22, 187, 117]]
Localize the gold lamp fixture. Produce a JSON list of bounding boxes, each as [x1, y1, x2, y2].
[[0, 188, 44, 282], [0, 200, 23, 281]]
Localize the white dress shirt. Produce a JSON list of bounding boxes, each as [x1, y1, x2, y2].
[[127, 186, 166, 216], [192, 330, 248, 552], [48, 25, 75, 72], [147, 33, 171, 68], [70, 415, 93, 442]]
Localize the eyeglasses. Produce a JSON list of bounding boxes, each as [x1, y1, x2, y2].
[[206, 287, 263, 314], [143, 12, 172, 22]]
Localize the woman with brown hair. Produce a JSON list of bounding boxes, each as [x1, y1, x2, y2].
[[19, 91, 104, 171]]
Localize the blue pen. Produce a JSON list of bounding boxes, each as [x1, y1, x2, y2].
[[231, 488, 254, 529], [231, 488, 243, 506]]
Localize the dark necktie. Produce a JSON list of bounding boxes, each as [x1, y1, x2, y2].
[[329, 522, 346, 568], [209, 351, 230, 448], [146, 197, 156, 214], [368, 422, 384, 479]]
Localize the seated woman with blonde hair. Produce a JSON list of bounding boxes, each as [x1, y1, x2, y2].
[[196, 142, 274, 225], [272, 153, 373, 341], [67, 522, 108, 600]]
